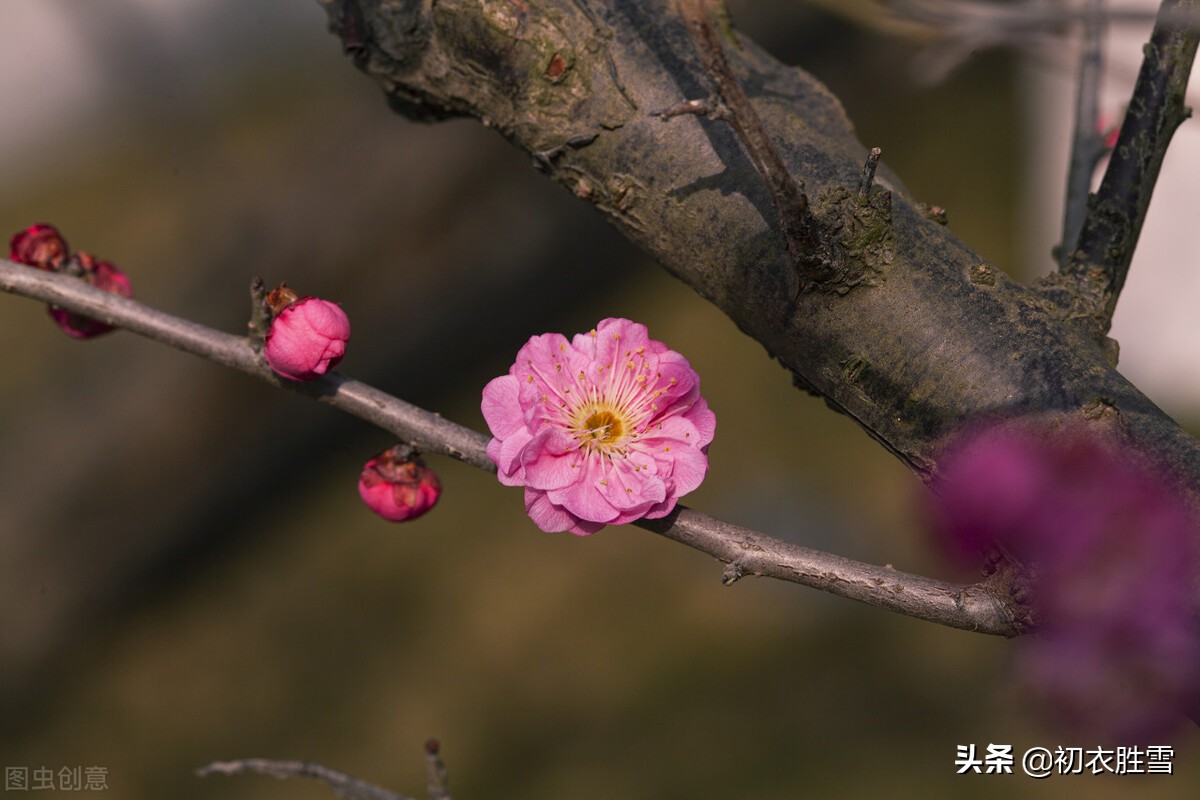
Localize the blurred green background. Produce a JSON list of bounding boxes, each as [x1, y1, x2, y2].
[[1, 1, 1196, 798]]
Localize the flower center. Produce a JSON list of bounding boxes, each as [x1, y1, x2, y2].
[[582, 409, 623, 444]]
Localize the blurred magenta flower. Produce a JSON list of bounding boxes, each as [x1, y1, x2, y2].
[[358, 445, 441, 522], [482, 317, 715, 535], [9, 223, 69, 270], [263, 285, 350, 381], [929, 420, 1200, 741], [47, 251, 134, 339]]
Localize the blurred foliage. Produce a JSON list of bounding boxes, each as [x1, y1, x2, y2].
[[0, 1, 1195, 798]]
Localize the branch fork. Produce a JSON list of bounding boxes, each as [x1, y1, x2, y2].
[[1042, 0, 1200, 339]]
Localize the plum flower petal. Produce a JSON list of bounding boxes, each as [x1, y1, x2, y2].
[[264, 296, 351, 381], [929, 420, 1200, 742], [482, 318, 715, 535]]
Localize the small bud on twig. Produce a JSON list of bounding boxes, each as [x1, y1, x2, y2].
[[262, 284, 351, 381], [8, 223, 132, 338]]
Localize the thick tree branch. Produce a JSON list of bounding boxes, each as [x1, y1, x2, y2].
[[1046, 0, 1200, 335], [321, 0, 1200, 549], [0, 259, 1027, 636]]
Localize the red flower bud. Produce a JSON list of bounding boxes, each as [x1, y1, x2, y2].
[[48, 251, 134, 339], [9, 223, 69, 270], [358, 445, 441, 522], [263, 294, 350, 381]]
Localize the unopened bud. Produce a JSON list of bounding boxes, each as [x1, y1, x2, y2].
[[9, 223, 69, 270], [358, 445, 441, 523], [263, 287, 350, 381]]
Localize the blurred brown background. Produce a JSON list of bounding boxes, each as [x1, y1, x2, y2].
[[1, 1, 1196, 798]]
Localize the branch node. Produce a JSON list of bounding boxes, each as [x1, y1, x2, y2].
[[653, 97, 728, 120], [918, 203, 948, 225], [532, 133, 599, 171], [247, 276, 270, 352], [721, 560, 745, 586]]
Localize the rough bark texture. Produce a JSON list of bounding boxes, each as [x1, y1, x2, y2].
[[319, 0, 1200, 519]]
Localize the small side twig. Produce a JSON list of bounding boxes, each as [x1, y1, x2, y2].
[[0, 259, 1027, 636], [858, 146, 883, 198], [1059, 0, 1108, 267], [196, 759, 414, 800], [1065, 0, 1200, 330], [653, 97, 725, 120], [673, 0, 833, 282]]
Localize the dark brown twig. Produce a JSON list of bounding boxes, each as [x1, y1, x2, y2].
[[1059, 0, 1109, 267], [673, 0, 833, 282], [858, 146, 883, 198], [1066, 0, 1200, 330], [0, 259, 1026, 636]]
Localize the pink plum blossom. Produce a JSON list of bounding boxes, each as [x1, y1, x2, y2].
[[358, 445, 441, 522], [264, 294, 351, 381], [482, 317, 715, 535], [929, 420, 1200, 742]]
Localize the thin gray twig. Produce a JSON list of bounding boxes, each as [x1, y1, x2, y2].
[[0, 259, 1026, 636], [196, 759, 414, 800]]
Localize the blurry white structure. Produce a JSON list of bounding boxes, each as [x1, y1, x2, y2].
[[0, 0, 323, 193]]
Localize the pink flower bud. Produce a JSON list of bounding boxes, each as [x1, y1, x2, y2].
[[9, 223, 69, 270], [48, 251, 134, 339], [358, 445, 442, 522], [263, 294, 350, 381]]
